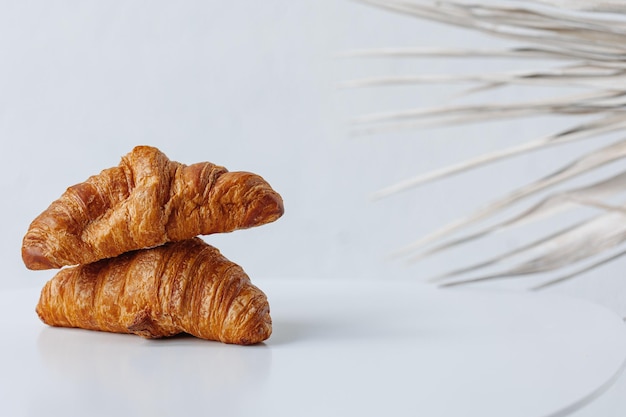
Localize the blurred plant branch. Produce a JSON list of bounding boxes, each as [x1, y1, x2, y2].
[[349, 0, 626, 288]]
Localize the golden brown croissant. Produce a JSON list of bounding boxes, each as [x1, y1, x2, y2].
[[22, 146, 284, 270], [36, 238, 272, 345]]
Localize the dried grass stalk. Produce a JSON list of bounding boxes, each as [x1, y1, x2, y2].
[[350, 0, 626, 288]]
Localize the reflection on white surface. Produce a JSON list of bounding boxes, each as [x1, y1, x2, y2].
[[2, 282, 626, 417], [35, 328, 271, 416]]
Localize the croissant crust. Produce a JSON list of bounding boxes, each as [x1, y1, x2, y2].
[[22, 146, 284, 269], [36, 238, 272, 345]]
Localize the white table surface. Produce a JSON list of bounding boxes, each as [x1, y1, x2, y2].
[[1, 280, 625, 417]]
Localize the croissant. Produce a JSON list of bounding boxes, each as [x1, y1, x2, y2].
[[22, 146, 284, 270], [36, 238, 272, 345]]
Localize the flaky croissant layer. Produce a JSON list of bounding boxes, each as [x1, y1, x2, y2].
[[36, 238, 272, 345], [23, 146, 284, 270]]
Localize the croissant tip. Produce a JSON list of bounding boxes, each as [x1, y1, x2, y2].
[[238, 308, 272, 345], [22, 244, 57, 270], [243, 190, 285, 228]]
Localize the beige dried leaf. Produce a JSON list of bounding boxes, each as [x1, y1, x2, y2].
[[351, 0, 626, 287]]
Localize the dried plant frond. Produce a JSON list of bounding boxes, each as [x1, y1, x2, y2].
[[439, 210, 626, 287], [531, 248, 626, 290], [392, 138, 626, 259], [413, 170, 626, 262], [351, 0, 626, 287]]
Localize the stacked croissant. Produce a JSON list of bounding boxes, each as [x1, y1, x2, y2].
[[22, 146, 284, 345]]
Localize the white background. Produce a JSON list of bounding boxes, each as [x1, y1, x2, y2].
[[1, 1, 626, 415], [3, 1, 625, 316]]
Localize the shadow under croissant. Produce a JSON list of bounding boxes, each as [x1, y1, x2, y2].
[[36, 327, 272, 415]]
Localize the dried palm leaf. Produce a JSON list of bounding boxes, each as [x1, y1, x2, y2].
[[415, 170, 626, 262], [438, 209, 626, 287], [350, 0, 626, 288]]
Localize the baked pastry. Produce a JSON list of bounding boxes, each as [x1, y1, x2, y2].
[[36, 238, 272, 345], [22, 146, 284, 270]]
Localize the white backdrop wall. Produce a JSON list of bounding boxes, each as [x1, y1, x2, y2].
[[2, 1, 625, 317]]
